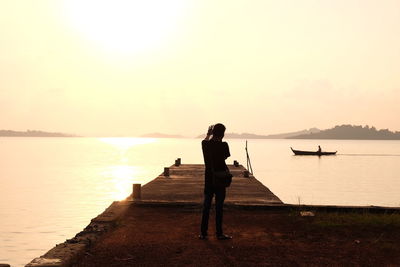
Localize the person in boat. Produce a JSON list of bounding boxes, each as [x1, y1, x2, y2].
[[317, 145, 322, 153], [199, 123, 232, 240]]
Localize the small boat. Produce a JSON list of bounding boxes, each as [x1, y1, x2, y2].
[[290, 147, 337, 156]]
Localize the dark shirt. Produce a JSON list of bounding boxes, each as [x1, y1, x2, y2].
[[201, 139, 230, 189]]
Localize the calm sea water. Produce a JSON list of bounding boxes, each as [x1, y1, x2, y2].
[[1, 137, 399, 266]]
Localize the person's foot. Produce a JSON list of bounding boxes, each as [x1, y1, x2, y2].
[[198, 234, 208, 240], [217, 234, 232, 240]]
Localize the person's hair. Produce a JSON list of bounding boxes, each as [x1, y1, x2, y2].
[[212, 123, 226, 138]]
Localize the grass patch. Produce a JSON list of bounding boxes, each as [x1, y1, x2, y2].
[[312, 212, 400, 228]]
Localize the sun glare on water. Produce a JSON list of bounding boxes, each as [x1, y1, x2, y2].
[[63, 0, 188, 55], [99, 138, 156, 200], [105, 165, 141, 200]]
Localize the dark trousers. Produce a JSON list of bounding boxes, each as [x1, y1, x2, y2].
[[200, 187, 226, 236]]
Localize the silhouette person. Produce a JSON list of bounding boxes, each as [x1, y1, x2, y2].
[[317, 145, 322, 153], [199, 123, 232, 240]]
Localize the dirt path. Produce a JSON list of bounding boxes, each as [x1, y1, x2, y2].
[[73, 205, 400, 266]]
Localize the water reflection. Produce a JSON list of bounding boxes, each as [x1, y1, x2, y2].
[[97, 137, 156, 200], [102, 165, 142, 200]]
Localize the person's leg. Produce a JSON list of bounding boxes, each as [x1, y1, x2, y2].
[[215, 188, 226, 236], [200, 190, 213, 236]]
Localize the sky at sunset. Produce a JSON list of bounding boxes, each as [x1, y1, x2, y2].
[[1, 0, 399, 136]]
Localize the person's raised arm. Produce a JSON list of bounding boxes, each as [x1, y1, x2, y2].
[[204, 125, 213, 141]]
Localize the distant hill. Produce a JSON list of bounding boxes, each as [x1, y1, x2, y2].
[[288, 125, 400, 140], [196, 128, 320, 139], [140, 132, 186, 138], [0, 129, 78, 137]]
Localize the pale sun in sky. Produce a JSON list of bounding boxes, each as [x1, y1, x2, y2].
[[62, 0, 188, 55]]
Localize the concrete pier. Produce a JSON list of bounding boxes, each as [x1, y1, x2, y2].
[[26, 163, 281, 267]]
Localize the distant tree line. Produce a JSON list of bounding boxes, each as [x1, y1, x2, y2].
[[288, 125, 400, 140]]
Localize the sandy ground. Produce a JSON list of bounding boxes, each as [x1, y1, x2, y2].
[[73, 205, 400, 266]]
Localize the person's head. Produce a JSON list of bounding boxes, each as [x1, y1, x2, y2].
[[212, 123, 226, 139]]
